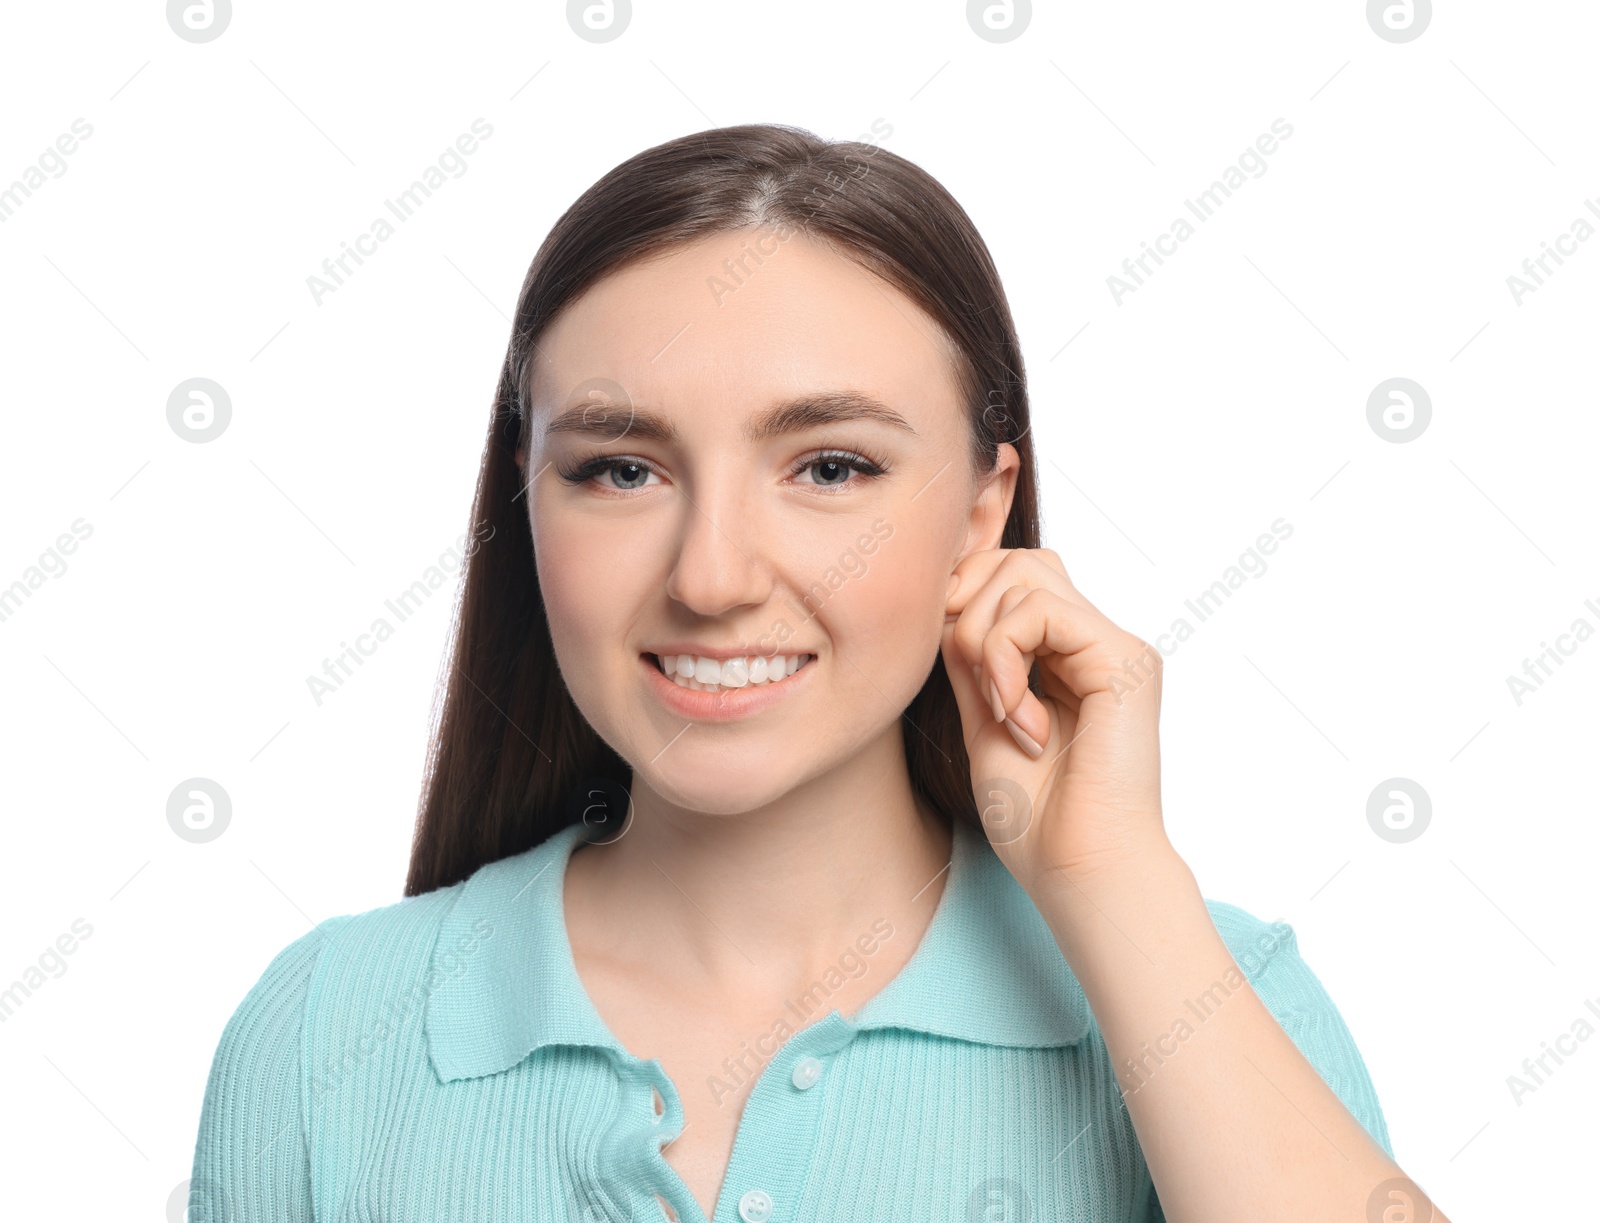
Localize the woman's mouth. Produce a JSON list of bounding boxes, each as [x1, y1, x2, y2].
[[650, 652, 815, 693]]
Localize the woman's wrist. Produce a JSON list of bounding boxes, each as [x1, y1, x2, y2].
[[1025, 835, 1216, 988], [1023, 829, 1191, 914]]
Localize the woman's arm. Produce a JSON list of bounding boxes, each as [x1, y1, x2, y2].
[[1032, 847, 1433, 1223], [942, 546, 1444, 1223]]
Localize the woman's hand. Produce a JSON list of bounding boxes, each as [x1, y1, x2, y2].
[[941, 547, 1172, 899], [943, 551, 1446, 1223]]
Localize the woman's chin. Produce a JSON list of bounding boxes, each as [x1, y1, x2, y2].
[[640, 775, 793, 819]]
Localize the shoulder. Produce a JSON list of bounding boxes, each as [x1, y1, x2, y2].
[[1199, 897, 1394, 1158], [239, 884, 469, 1005], [219, 833, 573, 1087], [306, 884, 470, 986], [202, 920, 339, 1094], [215, 876, 476, 1073], [209, 915, 352, 1061], [193, 878, 494, 1214]]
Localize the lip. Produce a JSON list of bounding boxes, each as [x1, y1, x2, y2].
[[640, 651, 815, 722], [644, 643, 812, 661]]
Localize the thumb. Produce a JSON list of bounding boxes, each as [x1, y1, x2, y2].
[[939, 613, 991, 754], [940, 615, 1037, 851]]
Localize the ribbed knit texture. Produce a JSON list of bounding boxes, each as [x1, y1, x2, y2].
[[189, 818, 1392, 1222]]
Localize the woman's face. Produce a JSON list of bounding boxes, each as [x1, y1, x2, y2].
[[520, 226, 1017, 816]]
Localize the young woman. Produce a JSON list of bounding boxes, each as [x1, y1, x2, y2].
[[189, 124, 1446, 1223]]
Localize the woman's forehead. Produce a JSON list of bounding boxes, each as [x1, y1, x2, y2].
[[532, 231, 962, 429]]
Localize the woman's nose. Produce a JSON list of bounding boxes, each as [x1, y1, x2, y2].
[[661, 485, 774, 617]]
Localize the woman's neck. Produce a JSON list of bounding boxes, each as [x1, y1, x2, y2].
[[563, 728, 953, 1007]]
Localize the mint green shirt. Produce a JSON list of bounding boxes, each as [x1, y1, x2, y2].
[[189, 815, 1391, 1222]]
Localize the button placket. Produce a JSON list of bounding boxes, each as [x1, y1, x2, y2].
[[592, 1071, 680, 1223], [711, 1013, 854, 1223], [620, 1059, 691, 1223]]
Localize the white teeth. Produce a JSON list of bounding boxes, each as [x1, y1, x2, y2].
[[654, 653, 812, 692]]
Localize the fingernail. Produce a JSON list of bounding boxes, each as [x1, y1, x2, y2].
[[987, 678, 1006, 723], [1005, 715, 1045, 759]]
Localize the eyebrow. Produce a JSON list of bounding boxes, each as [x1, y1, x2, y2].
[[541, 391, 918, 445]]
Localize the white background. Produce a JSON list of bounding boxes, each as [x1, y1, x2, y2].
[[0, 1, 1594, 1218]]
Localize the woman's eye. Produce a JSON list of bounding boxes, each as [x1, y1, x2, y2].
[[601, 460, 655, 491], [560, 451, 884, 495], [803, 458, 853, 487], [558, 457, 660, 491], [794, 453, 885, 489]]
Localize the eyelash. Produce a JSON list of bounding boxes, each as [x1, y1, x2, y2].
[[555, 448, 891, 496]]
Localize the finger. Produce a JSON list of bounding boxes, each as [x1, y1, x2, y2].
[[990, 584, 1083, 717], [939, 612, 991, 748], [980, 587, 1153, 741], [1027, 547, 1105, 614], [948, 549, 1095, 670], [948, 547, 1094, 617], [945, 548, 1010, 617], [943, 611, 1049, 768]]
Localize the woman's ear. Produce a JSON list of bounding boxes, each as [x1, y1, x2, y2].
[[955, 443, 1021, 562]]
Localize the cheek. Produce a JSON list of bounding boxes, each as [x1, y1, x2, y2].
[[797, 517, 944, 655], [532, 523, 634, 667]]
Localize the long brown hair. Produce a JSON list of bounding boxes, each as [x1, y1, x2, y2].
[[404, 121, 1042, 897]]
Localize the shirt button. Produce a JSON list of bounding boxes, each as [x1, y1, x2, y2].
[[737, 1188, 773, 1222], [791, 1055, 822, 1090]]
